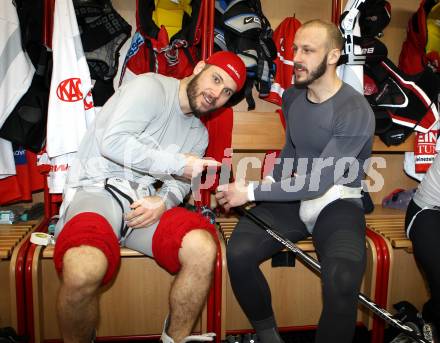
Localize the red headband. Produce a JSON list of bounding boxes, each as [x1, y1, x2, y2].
[[205, 51, 246, 91]]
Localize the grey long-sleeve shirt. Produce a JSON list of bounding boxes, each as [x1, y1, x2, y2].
[[65, 73, 208, 208], [253, 82, 375, 202]]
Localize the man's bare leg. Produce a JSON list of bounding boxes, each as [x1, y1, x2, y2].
[[166, 229, 217, 342], [57, 246, 108, 343]]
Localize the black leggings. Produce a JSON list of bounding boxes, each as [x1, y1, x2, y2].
[[406, 200, 440, 329], [227, 200, 366, 343]]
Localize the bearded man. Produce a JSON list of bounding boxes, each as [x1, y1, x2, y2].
[[53, 51, 246, 343], [216, 20, 375, 343]]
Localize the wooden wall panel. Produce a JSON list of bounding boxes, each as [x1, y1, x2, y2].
[[261, 0, 333, 30], [365, 153, 419, 205], [387, 249, 430, 311], [112, 0, 136, 27]]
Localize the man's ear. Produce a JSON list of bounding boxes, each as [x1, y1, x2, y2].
[[193, 60, 206, 75], [327, 48, 342, 65]]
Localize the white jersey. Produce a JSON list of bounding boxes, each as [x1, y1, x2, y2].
[[46, 0, 95, 193], [46, 0, 95, 159], [0, 1, 35, 178]]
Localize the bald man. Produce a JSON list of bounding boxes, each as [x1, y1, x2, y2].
[[216, 20, 375, 343]]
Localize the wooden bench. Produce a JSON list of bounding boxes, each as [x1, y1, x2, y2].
[[28, 238, 220, 342], [0, 225, 34, 260], [366, 210, 429, 313], [216, 216, 380, 337], [0, 220, 42, 330]]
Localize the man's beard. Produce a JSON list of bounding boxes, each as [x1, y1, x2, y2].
[[187, 73, 217, 118], [294, 54, 328, 88]]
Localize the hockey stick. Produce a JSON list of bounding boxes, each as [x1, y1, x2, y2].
[[234, 206, 430, 343]]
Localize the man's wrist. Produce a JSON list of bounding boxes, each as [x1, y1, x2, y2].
[[247, 182, 255, 202], [156, 193, 173, 210]]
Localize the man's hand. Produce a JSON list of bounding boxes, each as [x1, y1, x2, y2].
[[125, 196, 167, 228], [215, 182, 249, 212], [182, 154, 221, 180]]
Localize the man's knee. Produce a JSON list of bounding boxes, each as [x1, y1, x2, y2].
[[180, 229, 217, 266], [323, 258, 364, 299], [54, 212, 121, 286], [320, 259, 364, 315], [62, 246, 108, 292], [226, 225, 257, 265], [152, 207, 218, 274]]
